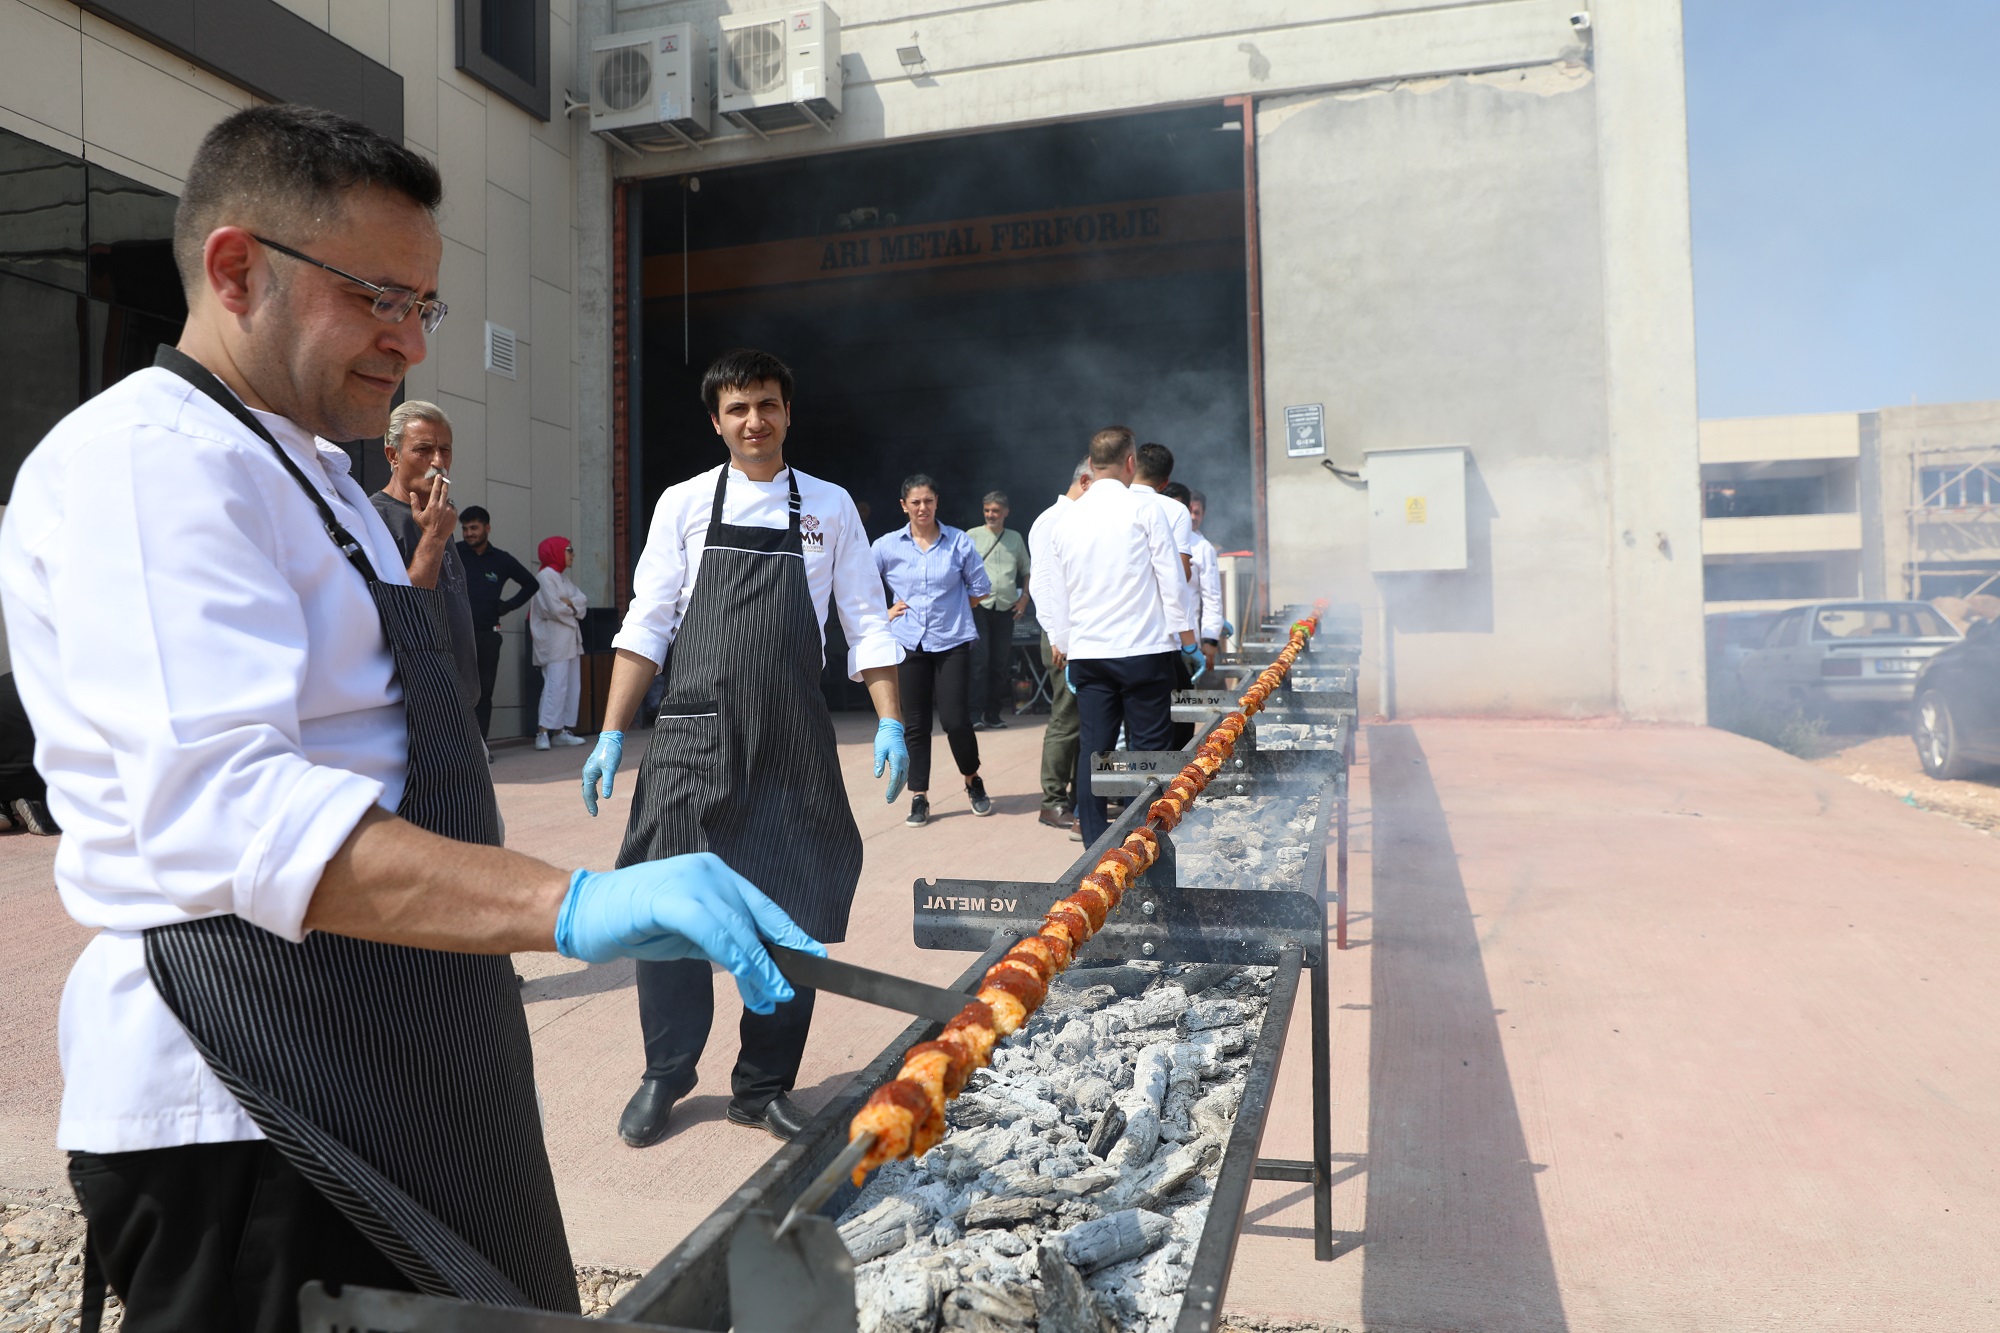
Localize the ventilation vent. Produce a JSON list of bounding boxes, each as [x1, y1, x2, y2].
[[595, 45, 652, 112], [725, 21, 787, 95], [484, 322, 518, 379]]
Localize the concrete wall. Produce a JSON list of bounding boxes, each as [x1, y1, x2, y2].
[[1258, 65, 1623, 718], [0, 0, 591, 738]]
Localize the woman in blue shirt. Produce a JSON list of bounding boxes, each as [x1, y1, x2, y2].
[[872, 475, 995, 827]]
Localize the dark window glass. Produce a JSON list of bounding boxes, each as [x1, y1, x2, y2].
[[482, 0, 538, 85], [1703, 562, 1838, 604], [0, 132, 86, 295], [0, 127, 184, 504], [456, 0, 549, 120], [1701, 476, 1828, 518]]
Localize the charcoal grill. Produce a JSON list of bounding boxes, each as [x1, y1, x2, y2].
[[300, 607, 1358, 1333]]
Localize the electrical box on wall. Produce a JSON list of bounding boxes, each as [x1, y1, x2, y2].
[[1364, 445, 1468, 572]]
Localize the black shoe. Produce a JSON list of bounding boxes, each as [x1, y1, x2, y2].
[[967, 777, 993, 817], [618, 1079, 683, 1148], [983, 716, 1008, 730], [906, 794, 930, 827], [1038, 807, 1076, 831], [726, 1093, 813, 1141], [10, 799, 57, 837], [970, 720, 991, 732]]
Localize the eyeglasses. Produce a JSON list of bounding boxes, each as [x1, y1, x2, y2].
[[253, 235, 449, 334]]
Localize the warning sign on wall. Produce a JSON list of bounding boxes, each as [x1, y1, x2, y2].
[[1284, 403, 1325, 458]]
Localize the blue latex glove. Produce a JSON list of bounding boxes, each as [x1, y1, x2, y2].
[[1064, 664, 1074, 693], [1222, 620, 1236, 640], [581, 730, 624, 816], [874, 718, 909, 803], [556, 854, 825, 1013], [1180, 642, 1207, 686]]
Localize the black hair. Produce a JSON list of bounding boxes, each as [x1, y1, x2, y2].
[[1135, 442, 1175, 484], [1162, 482, 1192, 505], [460, 505, 491, 524], [173, 104, 443, 297], [900, 474, 939, 501], [702, 348, 795, 414]]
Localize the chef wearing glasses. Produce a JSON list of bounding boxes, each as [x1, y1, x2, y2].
[[0, 106, 819, 1331]]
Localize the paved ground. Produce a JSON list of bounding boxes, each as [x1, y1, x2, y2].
[[6, 717, 2000, 1330]]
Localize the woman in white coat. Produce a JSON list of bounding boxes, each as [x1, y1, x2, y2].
[[530, 535, 589, 749]]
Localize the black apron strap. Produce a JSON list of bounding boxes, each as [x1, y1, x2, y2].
[[152, 347, 381, 585], [706, 465, 802, 544], [79, 1234, 104, 1333]]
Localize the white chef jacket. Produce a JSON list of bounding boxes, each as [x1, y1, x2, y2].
[[0, 366, 413, 1152], [1026, 494, 1072, 600], [1037, 478, 1190, 660], [1189, 531, 1227, 643], [612, 462, 902, 679], [1130, 481, 1198, 627]]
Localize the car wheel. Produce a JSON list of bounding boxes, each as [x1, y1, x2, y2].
[[1914, 690, 1973, 780]]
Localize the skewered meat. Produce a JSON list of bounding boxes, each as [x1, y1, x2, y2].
[[847, 604, 1329, 1185]]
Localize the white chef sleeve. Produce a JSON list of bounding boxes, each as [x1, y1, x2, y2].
[[611, 497, 690, 667], [830, 492, 905, 679], [1142, 504, 1192, 637], [1039, 526, 1073, 656], [25, 427, 388, 941]]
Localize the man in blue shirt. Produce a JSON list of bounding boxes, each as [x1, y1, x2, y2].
[[456, 506, 538, 739]]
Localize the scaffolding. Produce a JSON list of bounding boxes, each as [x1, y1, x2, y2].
[[1907, 444, 2000, 599]]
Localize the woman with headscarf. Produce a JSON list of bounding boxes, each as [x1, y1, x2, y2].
[[530, 535, 589, 750]]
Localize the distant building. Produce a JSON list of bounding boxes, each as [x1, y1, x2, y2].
[[1700, 401, 2000, 612]]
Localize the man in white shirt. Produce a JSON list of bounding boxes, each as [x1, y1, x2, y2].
[[1027, 459, 1092, 836], [579, 349, 908, 1148], [1183, 486, 1230, 660], [1131, 441, 1199, 640], [0, 105, 819, 1327], [1037, 427, 1200, 847]]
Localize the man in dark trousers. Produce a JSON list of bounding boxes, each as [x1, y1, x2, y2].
[[581, 348, 909, 1147], [1036, 427, 1201, 848], [369, 400, 479, 715], [969, 491, 1030, 730], [0, 104, 818, 1331], [456, 506, 536, 738]]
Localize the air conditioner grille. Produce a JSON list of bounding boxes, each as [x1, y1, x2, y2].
[[725, 21, 786, 95], [596, 46, 652, 112]]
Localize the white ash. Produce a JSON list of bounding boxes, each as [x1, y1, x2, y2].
[[841, 962, 1274, 1333], [1168, 790, 1324, 893]]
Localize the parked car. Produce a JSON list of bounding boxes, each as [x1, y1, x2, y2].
[[1737, 601, 1961, 713], [1912, 618, 2000, 777], [1704, 610, 1780, 690]]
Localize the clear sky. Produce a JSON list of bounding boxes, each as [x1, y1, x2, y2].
[[1684, 0, 1999, 420]]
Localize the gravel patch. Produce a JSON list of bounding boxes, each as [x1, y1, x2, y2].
[[0, 1196, 642, 1326]]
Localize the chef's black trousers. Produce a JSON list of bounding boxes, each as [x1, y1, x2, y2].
[[67, 1141, 414, 1333], [898, 643, 980, 792], [636, 958, 817, 1109], [1071, 650, 1178, 847], [968, 606, 1015, 724], [474, 627, 504, 738]]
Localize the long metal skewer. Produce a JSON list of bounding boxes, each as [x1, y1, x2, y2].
[[774, 1132, 877, 1239]]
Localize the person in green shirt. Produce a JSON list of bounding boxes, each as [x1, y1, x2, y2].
[[969, 491, 1031, 729]]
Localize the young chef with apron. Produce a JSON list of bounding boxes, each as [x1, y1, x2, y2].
[[0, 105, 822, 1333], [580, 348, 909, 1148]]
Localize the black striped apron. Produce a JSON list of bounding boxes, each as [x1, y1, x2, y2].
[[132, 350, 577, 1312], [616, 465, 863, 942]]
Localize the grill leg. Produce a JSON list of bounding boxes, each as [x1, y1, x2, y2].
[[1335, 788, 1349, 951], [1310, 950, 1333, 1261]]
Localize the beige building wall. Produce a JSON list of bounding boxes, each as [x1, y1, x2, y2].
[[0, 0, 588, 737]]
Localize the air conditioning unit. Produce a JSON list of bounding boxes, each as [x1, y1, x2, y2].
[[590, 24, 711, 150], [717, 3, 841, 133]]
